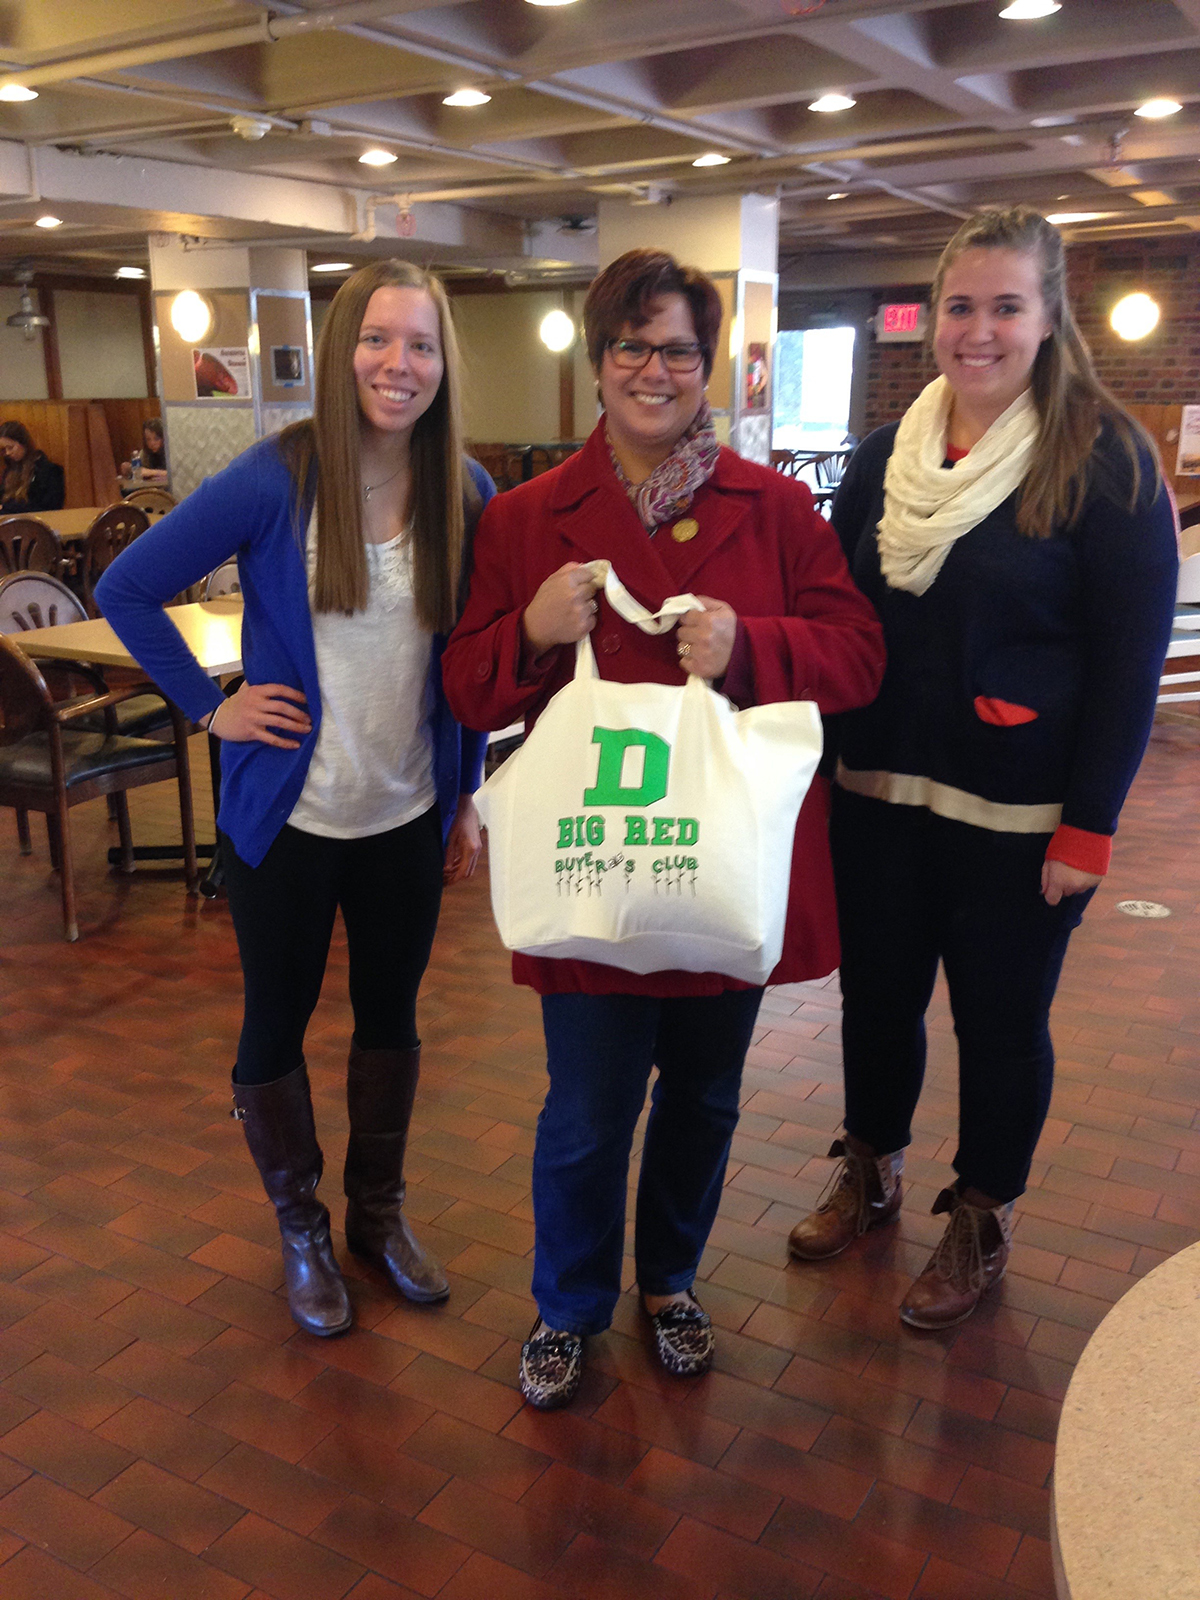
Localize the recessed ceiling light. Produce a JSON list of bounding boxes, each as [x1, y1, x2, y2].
[[0, 83, 37, 101], [115, 266, 146, 279], [311, 261, 353, 272], [999, 0, 1061, 18], [525, 0, 581, 7], [827, 191, 849, 200], [442, 89, 491, 107], [1135, 98, 1183, 119], [359, 148, 398, 166], [809, 94, 857, 113], [1046, 211, 1105, 224], [35, 214, 62, 229], [539, 310, 575, 351], [170, 289, 214, 344], [692, 152, 731, 167]]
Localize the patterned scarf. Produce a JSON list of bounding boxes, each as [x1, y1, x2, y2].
[[606, 399, 720, 533]]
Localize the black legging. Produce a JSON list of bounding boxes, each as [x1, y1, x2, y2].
[[832, 787, 1094, 1203], [220, 808, 444, 1085]]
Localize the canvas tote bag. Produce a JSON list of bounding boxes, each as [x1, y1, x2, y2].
[[474, 561, 823, 984]]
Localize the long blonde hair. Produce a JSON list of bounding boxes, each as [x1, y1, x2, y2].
[[929, 206, 1160, 537], [280, 260, 472, 630]]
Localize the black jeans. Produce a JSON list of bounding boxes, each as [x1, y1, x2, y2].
[[831, 787, 1094, 1203], [532, 988, 764, 1335], [221, 809, 444, 1085]]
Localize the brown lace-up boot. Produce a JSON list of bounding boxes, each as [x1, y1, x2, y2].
[[788, 1137, 904, 1262], [899, 1186, 1013, 1329], [232, 1064, 353, 1338], [343, 1041, 449, 1303]]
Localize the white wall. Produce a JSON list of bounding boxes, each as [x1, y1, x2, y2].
[[0, 289, 50, 399], [54, 289, 148, 399], [452, 291, 564, 443]]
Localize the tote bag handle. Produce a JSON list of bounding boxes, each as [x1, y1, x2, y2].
[[580, 559, 705, 635]]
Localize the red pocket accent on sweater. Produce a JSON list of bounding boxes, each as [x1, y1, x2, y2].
[[974, 696, 1038, 727]]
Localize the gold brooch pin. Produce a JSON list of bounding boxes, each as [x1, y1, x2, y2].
[[671, 518, 699, 543]]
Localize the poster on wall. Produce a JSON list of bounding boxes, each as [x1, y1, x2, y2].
[[1176, 405, 1200, 476], [192, 347, 251, 398], [271, 345, 305, 388], [745, 342, 769, 411]]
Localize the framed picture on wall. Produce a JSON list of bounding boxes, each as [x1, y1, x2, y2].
[[193, 347, 251, 398], [271, 345, 305, 388]]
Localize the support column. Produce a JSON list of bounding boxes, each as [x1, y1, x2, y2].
[[148, 237, 315, 498], [597, 194, 779, 463]]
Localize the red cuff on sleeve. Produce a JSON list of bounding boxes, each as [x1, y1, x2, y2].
[[1045, 824, 1111, 876]]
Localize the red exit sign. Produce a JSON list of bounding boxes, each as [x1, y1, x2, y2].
[[875, 302, 927, 342]]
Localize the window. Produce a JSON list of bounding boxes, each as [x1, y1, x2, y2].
[[772, 325, 856, 452]]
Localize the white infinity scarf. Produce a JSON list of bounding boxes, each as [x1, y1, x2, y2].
[[876, 375, 1039, 595]]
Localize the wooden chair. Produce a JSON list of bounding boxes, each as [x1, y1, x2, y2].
[[203, 559, 241, 600], [770, 449, 806, 479], [124, 486, 176, 520], [0, 569, 82, 634], [0, 516, 62, 579], [0, 634, 198, 940], [80, 503, 150, 616]]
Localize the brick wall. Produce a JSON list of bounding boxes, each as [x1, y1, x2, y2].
[[861, 239, 1200, 432]]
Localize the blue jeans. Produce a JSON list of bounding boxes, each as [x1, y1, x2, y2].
[[533, 989, 763, 1336]]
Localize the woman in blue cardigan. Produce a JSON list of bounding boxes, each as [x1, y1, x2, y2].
[[98, 261, 493, 1338]]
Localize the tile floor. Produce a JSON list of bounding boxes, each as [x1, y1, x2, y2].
[[1, 721, 1198, 1600]]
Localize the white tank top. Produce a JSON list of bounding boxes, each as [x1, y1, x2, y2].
[[287, 519, 436, 840]]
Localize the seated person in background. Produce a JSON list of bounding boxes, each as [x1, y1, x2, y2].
[[120, 417, 169, 484], [0, 421, 65, 513]]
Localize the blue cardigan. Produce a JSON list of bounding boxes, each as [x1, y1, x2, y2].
[[96, 436, 494, 867]]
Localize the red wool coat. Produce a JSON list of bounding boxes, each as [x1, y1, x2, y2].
[[443, 425, 886, 997]]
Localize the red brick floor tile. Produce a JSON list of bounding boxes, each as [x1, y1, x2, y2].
[[951, 1464, 1051, 1540], [774, 1351, 921, 1437], [344, 1578, 426, 1600], [13, 1255, 134, 1319], [3, 1300, 133, 1371], [0, 1387, 38, 1435], [94, 1459, 244, 1553], [719, 1428, 874, 1519], [624, 1445, 779, 1540], [197, 1441, 347, 1536], [0, 1471, 135, 1569], [684, 1368, 830, 1452], [97, 1338, 231, 1416], [501, 1405, 650, 1486], [811, 1411, 967, 1505], [193, 1326, 325, 1401], [206, 1511, 365, 1600], [401, 1411, 549, 1501], [904, 1400, 1055, 1485], [189, 1276, 299, 1345], [294, 1367, 432, 1448], [96, 1396, 237, 1482], [387, 1352, 523, 1434], [107, 1201, 220, 1257], [1006, 1532, 1058, 1597], [194, 1381, 337, 1464], [0, 1544, 127, 1599], [657, 1516, 823, 1600], [993, 1386, 1061, 1445], [590, 1383, 740, 1468], [106, 1242, 223, 1306], [551, 1529, 718, 1600], [913, 1555, 1052, 1600], [5, 1351, 134, 1429], [436, 1550, 569, 1600], [519, 1459, 679, 1559], [315, 1493, 471, 1595], [0, 1408, 135, 1495], [298, 1427, 448, 1519], [0, 1454, 31, 1495], [90, 1527, 252, 1600], [99, 1288, 227, 1358], [853, 1479, 1022, 1578], [416, 1475, 573, 1577], [287, 1326, 416, 1387]]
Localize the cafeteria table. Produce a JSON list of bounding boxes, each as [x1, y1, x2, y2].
[[13, 600, 243, 881], [37, 506, 105, 542]]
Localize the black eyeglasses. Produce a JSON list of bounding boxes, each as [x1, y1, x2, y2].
[[606, 338, 706, 374]]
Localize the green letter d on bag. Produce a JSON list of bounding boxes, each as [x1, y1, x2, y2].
[[583, 726, 670, 808]]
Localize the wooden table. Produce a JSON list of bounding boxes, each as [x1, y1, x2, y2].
[[13, 599, 243, 675], [38, 507, 105, 541]]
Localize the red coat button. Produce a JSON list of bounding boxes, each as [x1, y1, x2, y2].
[[475, 660, 490, 680], [600, 633, 620, 654]]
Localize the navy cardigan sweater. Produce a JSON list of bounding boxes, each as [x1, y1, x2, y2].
[[96, 436, 493, 868], [831, 420, 1178, 874]]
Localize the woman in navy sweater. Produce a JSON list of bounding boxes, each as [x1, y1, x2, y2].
[[788, 206, 1178, 1328], [97, 261, 492, 1338]]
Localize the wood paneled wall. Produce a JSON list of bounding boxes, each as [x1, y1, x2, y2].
[[0, 397, 159, 508]]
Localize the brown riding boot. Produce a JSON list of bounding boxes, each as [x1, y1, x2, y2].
[[233, 1064, 353, 1337], [788, 1138, 904, 1262], [899, 1186, 1013, 1330], [343, 1041, 449, 1303]]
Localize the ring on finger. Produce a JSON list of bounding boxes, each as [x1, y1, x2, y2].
[[677, 641, 691, 658]]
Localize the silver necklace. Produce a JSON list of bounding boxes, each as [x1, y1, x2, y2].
[[362, 463, 404, 502]]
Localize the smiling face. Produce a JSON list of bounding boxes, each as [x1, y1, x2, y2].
[[933, 247, 1052, 433], [597, 293, 707, 478], [353, 286, 445, 443]]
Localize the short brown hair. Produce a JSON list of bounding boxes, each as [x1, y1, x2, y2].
[[279, 259, 471, 630], [583, 249, 723, 378]]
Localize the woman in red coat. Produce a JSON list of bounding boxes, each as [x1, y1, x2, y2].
[[443, 249, 884, 1408]]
